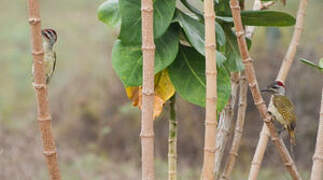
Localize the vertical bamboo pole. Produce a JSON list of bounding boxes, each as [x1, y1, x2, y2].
[[214, 72, 239, 179], [229, 0, 302, 179], [201, 0, 217, 179], [310, 88, 323, 180], [248, 0, 309, 179], [168, 95, 177, 180], [141, 0, 155, 179], [27, 0, 61, 179], [220, 72, 248, 180]]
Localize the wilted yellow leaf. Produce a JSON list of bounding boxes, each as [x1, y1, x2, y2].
[[125, 70, 175, 119]]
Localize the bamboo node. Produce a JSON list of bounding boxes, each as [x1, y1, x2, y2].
[[229, 151, 239, 157], [251, 161, 260, 166], [255, 100, 265, 106], [248, 82, 257, 88], [141, 7, 153, 12], [205, 44, 216, 48], [235, 30, 245, 38], [28, 18, 41, 25], [205, 71, 217, 75], [32, 82, 47, 89], [312, 155, 323, 161], [43, 150, 56, 157], [142, 89, 154, 96], [284, 162, 292, 167], [32, 50, 44, 56], [204, 147, 216, 153], [141, 45, 155, 51], [204, 14, 215, 19], [38, 115, 52, 122], [206, 96, 217, 101], [271, 136, 279, 142], [229, 2, 240, 10], [168, 171, 176, 174], [140, 132, 154, 138], [295, 25, 304, 31], [235, 127, 243, 134], [205, 121, 217, 126], [168, 154, 177, 158], [242, 57, 254, 64]]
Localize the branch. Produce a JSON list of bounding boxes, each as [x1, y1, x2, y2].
[[220, 72, 248, 180], [168, 95, 177, 180], [214, 72, 239, 179], [229, 0, 302, 179], [310, 88, 323, 180], [248, 0, 309, 179], [141, 0, 155, 179], [27, 0, 61, 179], [201, 0, 217, 179]]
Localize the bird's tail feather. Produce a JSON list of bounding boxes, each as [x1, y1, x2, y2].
[[288, 130, 296, 159]]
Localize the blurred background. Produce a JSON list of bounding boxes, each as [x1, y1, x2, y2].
[[0, 0, 322, 179]]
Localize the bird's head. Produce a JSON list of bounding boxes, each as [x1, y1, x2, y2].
[[41, 29, 57, 48], [261, 81, 285, 95]]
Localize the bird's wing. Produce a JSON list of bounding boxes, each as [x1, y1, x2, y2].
[[273, 95, 296, 128], [53, 52, 56, 74]]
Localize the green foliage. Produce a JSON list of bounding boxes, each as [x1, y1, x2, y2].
[[97, 0, 120, 27], [112, 26, 179, 86], [299, 58, 323, 72], [168, 46, 231, 112], [118, 0, 176, 44], [98, 0, 296, 109], [174, 10, 226, 62], [241, 11, 296, 26]]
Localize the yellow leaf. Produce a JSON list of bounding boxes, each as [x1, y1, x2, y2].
[[125, 70, 175, 119]]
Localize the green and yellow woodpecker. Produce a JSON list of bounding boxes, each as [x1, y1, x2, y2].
[[262, 81, 296, 146], [32, 28, 57, 84]]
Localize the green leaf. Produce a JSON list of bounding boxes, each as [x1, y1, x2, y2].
[[221, 25, 244, 72], [98, 0, 121, 27], [168, 46, 231, 112], [241, 11, 296, 26], [119, 0, 176, 44], [175, 11, 226, 65], [319, 58, 323, 69], [112, 27, 179, 86], [299, 58, 323, 72]]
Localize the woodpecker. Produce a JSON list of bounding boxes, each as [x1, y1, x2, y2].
[[262, 81, 296, 147], [32, 28, 57, 84]]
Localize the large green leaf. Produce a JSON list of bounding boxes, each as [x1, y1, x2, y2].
[[221, 25, 244, 72], [119, 0, 176, 44], [98, 0, 121, 27], [168, 46, 231, 112], [175, 11, 226, 65], [241, 11, 296, 26], [217, 11, 296, 27], [112, 27, 179, 86]]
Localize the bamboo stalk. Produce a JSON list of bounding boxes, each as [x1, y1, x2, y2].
[[229, 0, 302, 179], [310, 88, 323, 180], [141, 0, 155, 179], [214, 72, 239, 179], [27, 0, 61, 179], [168, 95, 177, 180], [220, 72, 248, 180], [248, 0, 309, 179], [200, 0, 217, 179]]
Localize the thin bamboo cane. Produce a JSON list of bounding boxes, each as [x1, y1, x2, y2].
[[214, 72, 239, 179], [141, 0, 155, 179], [168, 95, 177, 180], [248, 0, 309, 179], [229, 0, 302, 179], [27, 0, 61, 179], [200, 0, 217, 178], [220, 72, 248, 180], [310, 88, 323, 180]]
